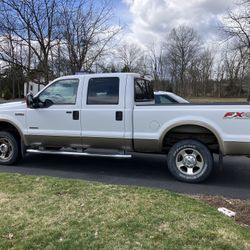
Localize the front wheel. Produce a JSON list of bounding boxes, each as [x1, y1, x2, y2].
[[0, 132, 19, 165], [167, 139, 213, 183]]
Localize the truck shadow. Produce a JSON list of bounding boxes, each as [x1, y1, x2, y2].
[[19, 153, 169, 181], [1, 153, 250, 199]]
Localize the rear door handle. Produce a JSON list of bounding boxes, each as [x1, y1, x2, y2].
[[116, 111, 123, 121], [73, 111, 79, 120]]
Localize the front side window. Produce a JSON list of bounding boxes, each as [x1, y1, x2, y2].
[[135, 78, 154, 102], [87, 77, 119, 105], [39, 79, 79, 105]]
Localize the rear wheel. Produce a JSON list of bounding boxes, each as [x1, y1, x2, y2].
[[167, 139, 213, 183], [0, 132, 19, 165]]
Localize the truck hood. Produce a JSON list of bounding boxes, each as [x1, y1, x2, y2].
[[0, 101, 26, 111]]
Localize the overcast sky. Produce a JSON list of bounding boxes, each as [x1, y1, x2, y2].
[[114, 0, 235, 47]]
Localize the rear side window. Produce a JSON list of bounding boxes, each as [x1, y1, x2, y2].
[[87, 77, 119, 105], [135, 78, 154, 102]]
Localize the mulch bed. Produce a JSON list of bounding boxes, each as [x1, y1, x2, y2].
[[192, 195, 250, 228]]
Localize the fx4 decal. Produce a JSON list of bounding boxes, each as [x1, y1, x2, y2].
[[224, 112, 250, 119]]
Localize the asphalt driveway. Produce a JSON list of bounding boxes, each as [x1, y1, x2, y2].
[[0, 153, 249, 199]]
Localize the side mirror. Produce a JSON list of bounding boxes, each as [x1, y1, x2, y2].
[[26, 92, 34, 108], [44, 99, 54, 108]]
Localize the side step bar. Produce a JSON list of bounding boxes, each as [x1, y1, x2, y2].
[[26, 149, 132, 159]]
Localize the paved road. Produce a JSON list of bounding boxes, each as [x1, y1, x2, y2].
[[0, 153, 249, 199]]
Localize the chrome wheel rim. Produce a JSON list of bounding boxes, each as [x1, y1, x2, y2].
[[0, 138, 13, 161], [175, 148, 204, 176]]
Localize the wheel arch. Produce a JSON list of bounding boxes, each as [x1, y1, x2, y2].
[[0, 119, 26, 145], [160, 121, 224, 154]]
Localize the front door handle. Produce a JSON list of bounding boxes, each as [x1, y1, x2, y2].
[[116, 111, 123, 121], [66, 110, 79, 120]]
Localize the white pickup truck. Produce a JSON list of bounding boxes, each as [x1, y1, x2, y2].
[[0, 73, 250, 183]]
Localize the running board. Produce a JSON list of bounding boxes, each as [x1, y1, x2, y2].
[[26, 149, 132, 159]]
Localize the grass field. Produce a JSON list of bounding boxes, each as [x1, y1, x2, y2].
[[0, 173, 249, 250], [188, 97, 248, 103]]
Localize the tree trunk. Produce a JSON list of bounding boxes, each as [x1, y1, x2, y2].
[[247, 83, 250, 102], [11, 72, 15, 99]]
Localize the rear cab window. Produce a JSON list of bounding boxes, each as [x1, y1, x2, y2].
[[134, 78, 154, 103]]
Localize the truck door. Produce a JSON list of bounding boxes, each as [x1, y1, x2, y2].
[[26, 78, 82, 147], [81, 76, 126, 150]]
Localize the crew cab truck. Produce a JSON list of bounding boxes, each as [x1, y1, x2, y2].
[[0, 73, 250, 183]]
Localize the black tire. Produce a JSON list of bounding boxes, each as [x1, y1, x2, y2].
[[0, 131, 19, 165], [167, 139, 213, 183]]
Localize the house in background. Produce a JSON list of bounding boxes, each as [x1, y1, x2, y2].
[[24, 81, 45, 96]]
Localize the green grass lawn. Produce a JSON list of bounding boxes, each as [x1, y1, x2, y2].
[[0, 173, 249, 250]]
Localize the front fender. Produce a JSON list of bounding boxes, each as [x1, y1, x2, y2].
[[0, 115, 27, 145]]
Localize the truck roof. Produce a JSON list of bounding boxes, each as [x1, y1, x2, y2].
[[58, 72, 142, 80]]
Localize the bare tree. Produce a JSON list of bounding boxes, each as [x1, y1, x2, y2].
[[223, 46, 249, 96], [147, 43, 168, 81], [199, 49, 214, 96], [215, 60, 226, 97], [116, 42, 145, 73], [0, 0, 121, 98], [223, 0, 250, 48], [0, 30, 27, 98], [59, 0, 121, 74], [166, 26, 201, 96], [223, 0, 250, 99], [0, 0, 59, 85]]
